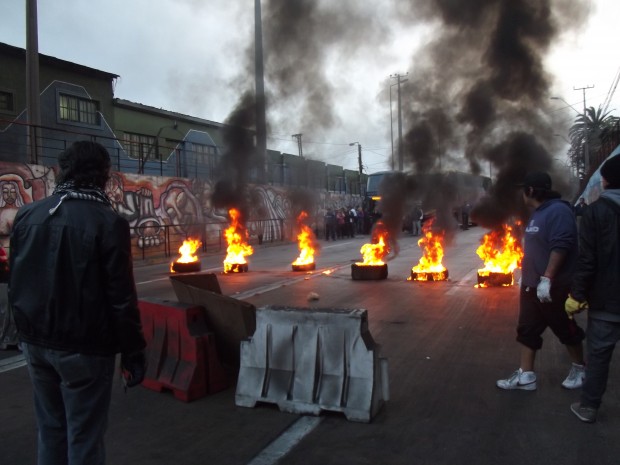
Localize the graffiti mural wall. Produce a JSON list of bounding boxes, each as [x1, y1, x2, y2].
[[0, 161, 363, 255]]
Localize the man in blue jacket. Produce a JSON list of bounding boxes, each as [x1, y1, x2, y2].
[[567, 155, 620, 423], [9, 141, 146, 465], [497, 171, 585, 391]]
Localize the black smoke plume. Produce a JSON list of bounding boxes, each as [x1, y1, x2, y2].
[[392, 0, 589, 228], [212, 91, 259, 222]]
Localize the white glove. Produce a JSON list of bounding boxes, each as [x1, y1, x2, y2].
[[536, 276, 552, 303]]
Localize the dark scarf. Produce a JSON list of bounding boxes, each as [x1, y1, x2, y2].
[[49, 180, 113, 215]]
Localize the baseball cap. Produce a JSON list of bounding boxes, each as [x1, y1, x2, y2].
[[517, 171, 552, 190]]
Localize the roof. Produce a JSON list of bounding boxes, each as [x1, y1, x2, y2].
[[0, 41, 119, 80]]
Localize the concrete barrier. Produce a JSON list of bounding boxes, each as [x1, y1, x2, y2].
[[235, 305, 388, 423], [170, 273, 256, 367], [138, 298, 229, 401]]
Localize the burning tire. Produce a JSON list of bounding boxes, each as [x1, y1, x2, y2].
[[351, 263, 388, 280], [410, 269, 449, 281], [477, 271, 513, 287], [171, 261, 202, 274], [226, 263, 249, 273], [292, 263, 316, 272]]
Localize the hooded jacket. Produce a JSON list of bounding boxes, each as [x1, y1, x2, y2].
[[521, 198, 578, 288], [571, 189, 620, 321], [9, 194, 146, 355]]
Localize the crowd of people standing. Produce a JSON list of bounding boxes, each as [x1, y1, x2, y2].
[[324, 206, 369, 240]]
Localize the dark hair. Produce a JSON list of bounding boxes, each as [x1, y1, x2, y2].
[[57, 141, 111, 188], [600, 155, 620, 189], [522, 185, 561, 203]]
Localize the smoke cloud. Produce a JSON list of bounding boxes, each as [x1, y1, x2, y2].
[[214, 0, 591, 231], [389, 0, 589, 228]]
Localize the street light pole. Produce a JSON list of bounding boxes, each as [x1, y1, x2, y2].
[[391, 73, 408, 172], [141, 122, 182, 174], [26, 0, 41, 164], [349, 142, 363, 196], [389, 82, 398, 171], [574, 85, 594, 175], [292, 133, 303, 158]]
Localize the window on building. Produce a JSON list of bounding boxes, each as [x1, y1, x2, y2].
[[123, 132, 155, 160], [0, 90, 15, 113], [192, 143, 218, 171], [58, 93, 100, 125]]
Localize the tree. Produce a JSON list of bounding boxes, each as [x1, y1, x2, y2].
[[568, 106, 619, 179]]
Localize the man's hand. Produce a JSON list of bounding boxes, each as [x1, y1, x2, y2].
[[537, 276, 552, 303], [121, 350, 146, 388], [565, 295, 588, 319]]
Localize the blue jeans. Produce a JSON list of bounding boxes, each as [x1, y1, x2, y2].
[[412, 220, 421, 236], [22, 343, 116, 465], [581, 318, 620, 409]]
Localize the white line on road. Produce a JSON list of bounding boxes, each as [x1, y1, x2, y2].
[[231, 263, 351, 301], [445, 268, 478, 295], [0, 354, 26, 373], [247, 416, 323, 465]]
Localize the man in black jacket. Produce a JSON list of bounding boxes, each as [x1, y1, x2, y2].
[[9, 141, 146, 464], [567, 155, 620, 423]]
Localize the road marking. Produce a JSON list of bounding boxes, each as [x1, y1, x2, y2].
[[0, 354, 26, 373], [232, 263, 351, 301], [445, 268, 478, 295], [247, 416, 323, 465]]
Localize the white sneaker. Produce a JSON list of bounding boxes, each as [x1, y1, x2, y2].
[[496, 368, 537, 390], [562, 363, 585, 389]]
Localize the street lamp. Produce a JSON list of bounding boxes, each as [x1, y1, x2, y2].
[[389, 82, 398, 171], [391, 73, 408, 172], [550, 96, 580, 115], [139, 122, 185, 175], [349, 142, 363, 196], [550, 96, 590, 174]]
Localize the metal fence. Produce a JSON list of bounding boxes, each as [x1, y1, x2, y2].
[[130, 217, 294, 263]]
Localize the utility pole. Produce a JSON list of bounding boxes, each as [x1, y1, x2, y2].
[[255, 0, 267, 182], [391, 73, 408, 172], [292, 133, 305, 187], [349, 142, 363, 195], [389, 82, 398, 171], [292, 133, 303, 158], [26, 0, 41, 164], [574, 85, 594, 175]]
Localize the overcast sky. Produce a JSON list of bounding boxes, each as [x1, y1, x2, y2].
[[1, 0, 619, 174]]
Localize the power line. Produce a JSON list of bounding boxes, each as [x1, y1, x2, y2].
[[602, 65, 620, 114]]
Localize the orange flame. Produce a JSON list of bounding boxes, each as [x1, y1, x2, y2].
[[411, 219, 447, 275], [476, 223, 523, 286], [170, 238, 201, 272], [223, 208, 254, 273], [292, 211, 317, 266], [356, 221, 389, 266]]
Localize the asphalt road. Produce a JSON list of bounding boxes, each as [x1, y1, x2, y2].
[[2, 228, 620, 465]]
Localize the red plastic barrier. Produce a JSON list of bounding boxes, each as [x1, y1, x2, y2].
[[138, 299, 229, 401]]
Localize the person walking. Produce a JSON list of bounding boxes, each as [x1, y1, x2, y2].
[[324, 208, 336, 240], [9, 141, 147, 465], [461, 201, 471, 230], [412, 203, 423, 236], [497, 171, 585, 391], [566, 156, 620, 423]]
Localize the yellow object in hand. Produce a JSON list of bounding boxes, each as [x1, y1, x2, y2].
[[565, 295, 588, 318]]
